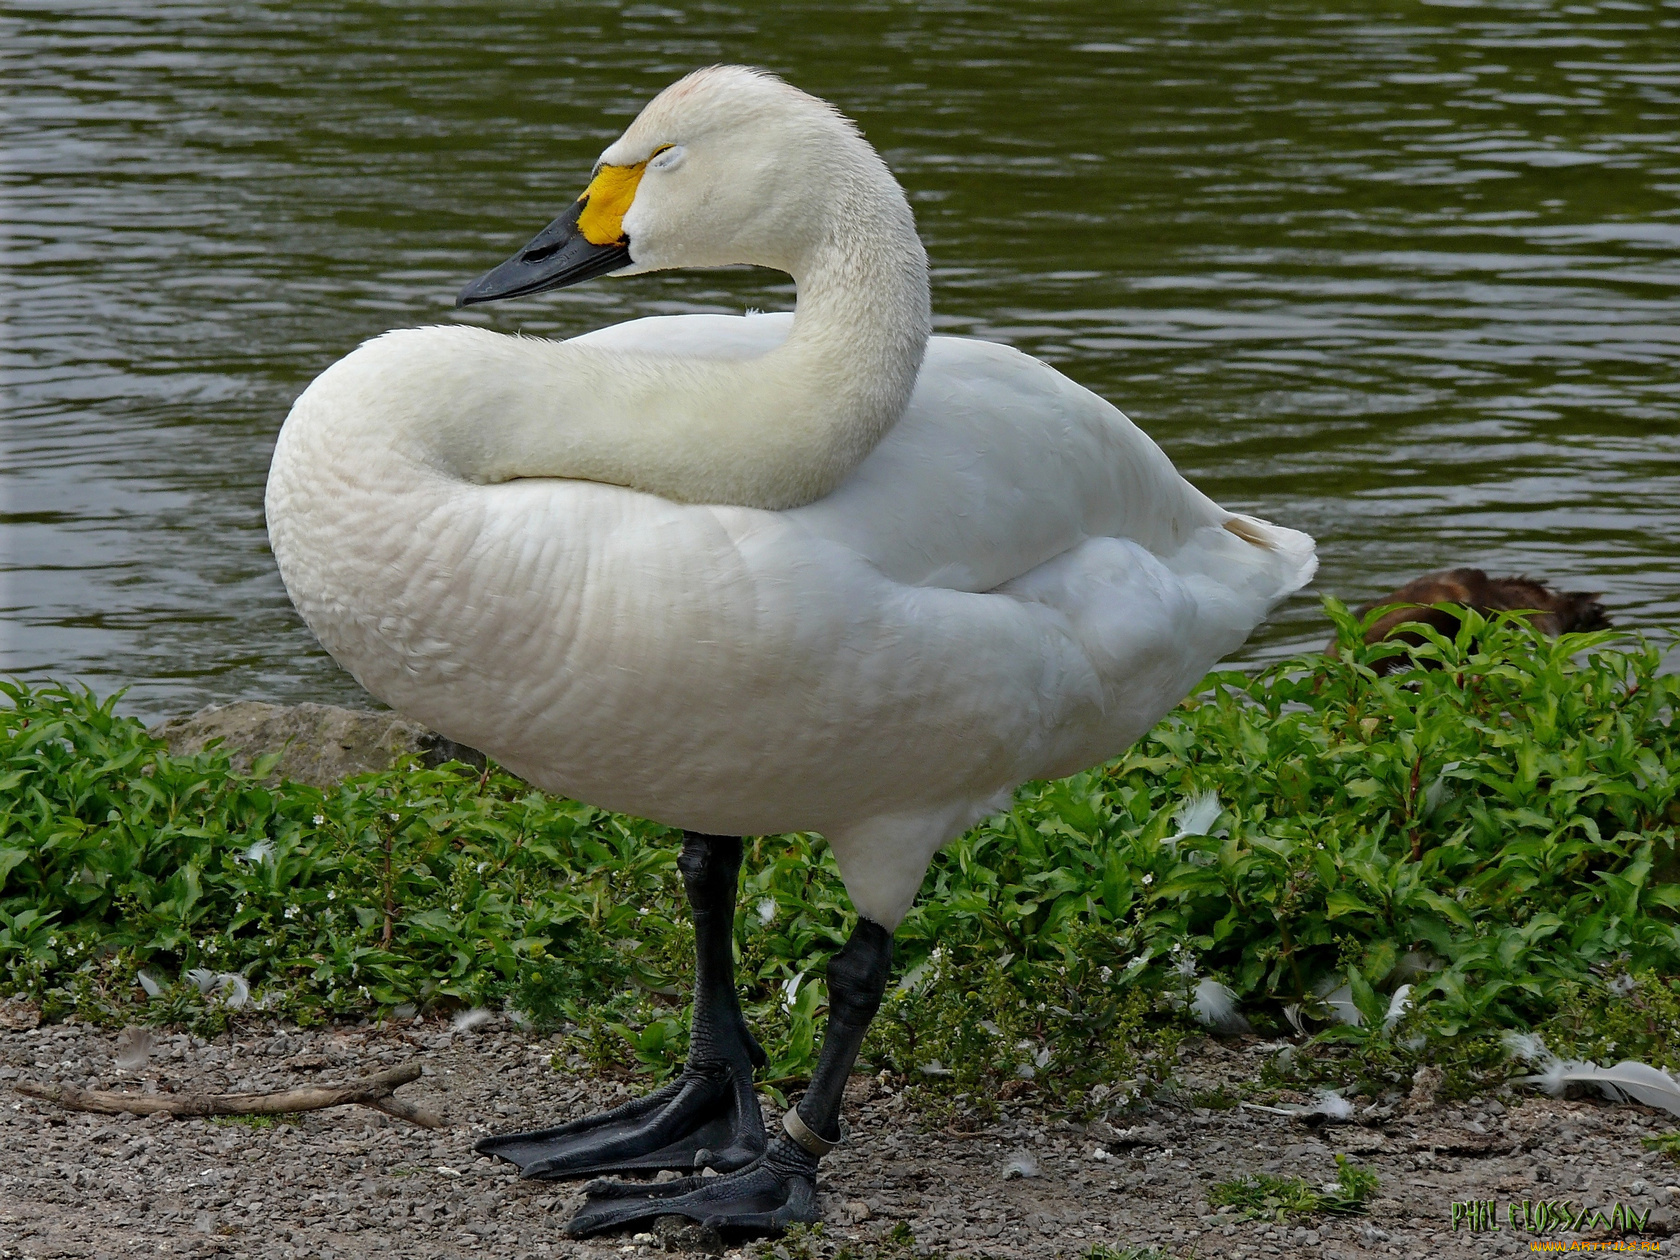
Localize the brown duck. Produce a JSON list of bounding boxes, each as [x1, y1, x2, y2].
[[1342, 568, 1610, 675]]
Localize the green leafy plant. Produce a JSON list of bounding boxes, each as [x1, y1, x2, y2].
[[1640, 1131, 1680, 1161], [1210, 1153, 1379, 1220], [2, 604, 1676, 1102], [759, 1221, 934, 1260]]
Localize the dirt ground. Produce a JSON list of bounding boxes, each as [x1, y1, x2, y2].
[[3, 997, 1677, 1260]]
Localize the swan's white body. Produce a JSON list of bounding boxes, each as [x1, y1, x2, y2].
[[265, 68, 1315, 928]]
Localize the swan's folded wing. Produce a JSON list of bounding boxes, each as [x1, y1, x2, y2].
[[573, 312, 1314, 614], [793, 335, 1314, 600]]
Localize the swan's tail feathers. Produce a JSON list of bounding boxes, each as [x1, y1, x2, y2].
[[1167, 513, 1317, 619], [1224, 513, 1319, 606], [1223, 517, 1273, 549]]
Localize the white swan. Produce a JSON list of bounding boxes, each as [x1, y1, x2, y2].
[[265, 66, 1315, 1236]]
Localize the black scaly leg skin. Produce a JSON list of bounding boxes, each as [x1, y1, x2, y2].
[[475, 834, 768, 1180], [568, 917, 894, 1238]]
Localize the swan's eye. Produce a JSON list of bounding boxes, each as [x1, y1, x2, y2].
[[649, 144, 684, 171]]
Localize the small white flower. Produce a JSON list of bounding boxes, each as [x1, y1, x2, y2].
[[283, 905, 297, 920], [1098, 966, 1113, 982], [313, 814, 325, 826], [1141, 873, 1154, 886], [389, 812, 399, 821], [326, 889, 336, 901]]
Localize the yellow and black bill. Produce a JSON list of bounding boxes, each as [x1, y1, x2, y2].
[[456, 159, 650, 307]]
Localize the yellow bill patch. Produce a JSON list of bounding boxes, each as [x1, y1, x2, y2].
[[576, 161, 647, 246]]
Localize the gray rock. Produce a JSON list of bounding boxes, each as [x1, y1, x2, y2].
[[654, 1213, 724, 1254], [149, 700, 486, 787]]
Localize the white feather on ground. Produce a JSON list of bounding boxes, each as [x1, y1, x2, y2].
[[1190, 978, 1252, 1033], [1240, 1090, 1351, 1121], [451, 1007, 495, 1032], [113, 1026, 154, 1072], [1001, 1150, 1040, 1180], [1384, 984, 1413, 1031], [1392, 949, 1444, 983], [1504, 1030, 1680, 1119], [136, 970, 162, 998], [1319, 981, 1412, 1030], [1312, 1089, 1354, 1120], [1502, 1030, 1551, 1063], [1519, 1059, 1680, 1119], [184, 969, 250, 1008], [1325, 984, 1361, 1026]]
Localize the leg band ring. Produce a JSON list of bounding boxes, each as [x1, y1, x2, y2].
[[782, 1105, 841, 1157]]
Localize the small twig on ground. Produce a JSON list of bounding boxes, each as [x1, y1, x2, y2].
[[13, 1062, 443, 1128]]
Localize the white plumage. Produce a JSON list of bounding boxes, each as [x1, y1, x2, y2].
[[264, 66, 1315, 930]]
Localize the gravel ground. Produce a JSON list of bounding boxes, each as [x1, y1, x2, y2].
[[3, 996, 1677, 1260]]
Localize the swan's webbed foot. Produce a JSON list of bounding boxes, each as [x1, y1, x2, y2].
[[477, 834, 768, 1181], [566, 916, 895, 1239], [473, 1054, 766, 1180], [566, 1136, 819, 1237]]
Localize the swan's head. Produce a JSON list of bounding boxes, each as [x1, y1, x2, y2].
[[458, 66, 909, 307]]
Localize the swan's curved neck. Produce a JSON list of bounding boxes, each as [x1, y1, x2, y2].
[[419, 186, 931, 511]]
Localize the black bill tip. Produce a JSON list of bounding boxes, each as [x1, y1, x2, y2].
[[456, 200, 632, 308]]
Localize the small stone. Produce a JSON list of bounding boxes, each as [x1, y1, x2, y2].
[[654, 1214, 724, 1253]]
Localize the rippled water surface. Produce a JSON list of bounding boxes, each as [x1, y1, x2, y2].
[[5, 1, 1678, 720]]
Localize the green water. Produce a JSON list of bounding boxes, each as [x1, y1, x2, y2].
[[5, 1, 1678, 720]]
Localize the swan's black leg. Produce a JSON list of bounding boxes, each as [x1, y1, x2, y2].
[[475, 833, 767, 1180], [567, 917, 893, 1237]]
